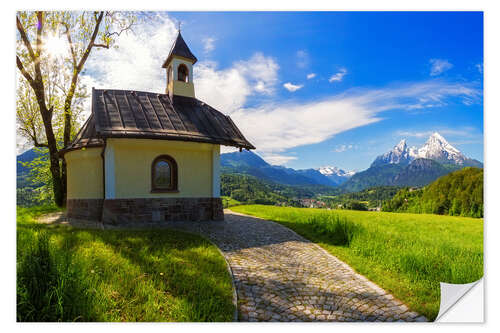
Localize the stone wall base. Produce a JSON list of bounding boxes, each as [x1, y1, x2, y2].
[[67, 198, 223, 225], [101, 197, 224, 225], [66, 198, 104, 221]]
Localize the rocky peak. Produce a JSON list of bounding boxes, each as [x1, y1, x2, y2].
[[417, 132, 465, 164]]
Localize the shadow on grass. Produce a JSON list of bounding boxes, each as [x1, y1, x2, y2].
[[17, 230, 95, 322], [17, 206, 235, 322], [90, 229, 234, 321]]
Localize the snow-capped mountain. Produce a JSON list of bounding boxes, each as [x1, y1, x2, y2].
[[371, 139, 418, 166], [341, 132, 482, 191], [417, 132, 467, 165], [318, 166, 356, 177], [317, 166, 356, 185], [221, 150, 344, 186], [371, 132, 482, 167]]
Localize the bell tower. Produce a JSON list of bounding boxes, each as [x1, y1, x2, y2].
[[162, 29, 197, 99]]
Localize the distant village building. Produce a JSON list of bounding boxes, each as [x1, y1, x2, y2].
[[60, 31, 255, 224], [299, 198, 326, 209]]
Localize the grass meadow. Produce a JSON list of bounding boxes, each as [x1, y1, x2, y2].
[[230, 205, 483, 320], [16, 206, 234, 322]]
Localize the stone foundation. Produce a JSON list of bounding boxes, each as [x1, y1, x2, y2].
[[101, 197, 223, 226], [66, 198, 104, 221], [67, 197, 223, 225]]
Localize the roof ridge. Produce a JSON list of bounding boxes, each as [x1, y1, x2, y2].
[[61, 88, 256, 155]]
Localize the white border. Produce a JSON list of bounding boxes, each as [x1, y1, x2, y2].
[[3, 1, 499, 332]]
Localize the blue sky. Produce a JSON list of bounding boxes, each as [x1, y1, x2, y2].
[[82, 11, 483, 171]]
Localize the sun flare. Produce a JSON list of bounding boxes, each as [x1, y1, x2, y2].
[[43, 34, 67, 58]]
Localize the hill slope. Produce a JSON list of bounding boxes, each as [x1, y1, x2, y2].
[[383, 167, 483, 217], [221, 150, 340, 186], [221, 173, 340, 205]]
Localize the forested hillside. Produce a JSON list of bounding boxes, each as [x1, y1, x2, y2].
[[221, 173, 340, 206], [320, 186, 402, 209], [382, 167, 483, 217]]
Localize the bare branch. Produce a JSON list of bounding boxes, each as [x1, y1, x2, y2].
[[75, 11, 104, 73], [16, 15, 36, 60], [35, 12, 43, 59], [16, 56, 34, 85], [33, 140, 49, 148], [105, 20, 135, 39], [62, 23, 77, 67], [92, 43, 109, 49]]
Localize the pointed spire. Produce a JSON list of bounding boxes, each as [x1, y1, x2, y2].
[[162, 30, 197, 68]]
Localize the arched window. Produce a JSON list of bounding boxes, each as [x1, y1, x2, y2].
[[177, 64, 189, 83], [151, 155, 178, 192], [167, 66, 173, 85]]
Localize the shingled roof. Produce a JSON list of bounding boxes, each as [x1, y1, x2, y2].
[[60, 89, 255, 154], [162, 31, 198, 67]]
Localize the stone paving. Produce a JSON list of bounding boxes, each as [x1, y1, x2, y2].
[[166, 210, 428, 322]]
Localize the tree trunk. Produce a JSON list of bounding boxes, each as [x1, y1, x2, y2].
[[61, 82, 76, 206], [49, 151, 64, 207], [39, 104, 64, 207]]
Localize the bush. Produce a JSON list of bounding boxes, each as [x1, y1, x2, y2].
[[343, 200, 368, 211]]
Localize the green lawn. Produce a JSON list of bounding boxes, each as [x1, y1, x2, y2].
[[17, 206, 234, 322], [230, 205, 483, 320]]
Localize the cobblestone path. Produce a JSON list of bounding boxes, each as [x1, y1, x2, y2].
[[167, 210, 428, 322]]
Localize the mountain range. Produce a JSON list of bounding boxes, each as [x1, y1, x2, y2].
[[342, 133, 482, 191], [221, 150, 353, 187], [371, 132, 482, 168], [221, 132, 482, 192], [17, 132, 482, 193]]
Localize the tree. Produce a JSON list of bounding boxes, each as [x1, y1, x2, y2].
[[16, 11, 136, 206]]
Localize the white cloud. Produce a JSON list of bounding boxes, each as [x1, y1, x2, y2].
[[229, 80, 481, 164], [283, 82, 304, 92], [476, 63, 483, 74], [84, 14, 177, 94], [333, 144, 354, 153], [429, 59, 453, 76], [83, 14, 278, 115], [296, 50, 309, 68], [329, 68, 347, 82], [195, 61, 252, 113], [233, 53, 279, 95], [396, 127, 480, 139], [202, 37, 216, 54], [195, 53, 279, 112], [69, 15, 480, 168], [261, 154, 298, 165], [306, 73, 316, 79]]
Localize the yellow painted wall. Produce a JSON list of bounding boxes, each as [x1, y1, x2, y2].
[[109, 138, 215, 198], [65, 148, 103, 199], [165, 56, 195, 98], [172, 80, 195, 98]]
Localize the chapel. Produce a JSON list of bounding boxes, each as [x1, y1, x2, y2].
[[60, 31, 255, 225]]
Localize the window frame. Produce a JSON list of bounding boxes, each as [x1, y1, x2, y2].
[[151, 154, 178, 193], [177, 64, 189, 83]]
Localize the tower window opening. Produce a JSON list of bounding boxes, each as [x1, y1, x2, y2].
[[178, 64, 189, 83]]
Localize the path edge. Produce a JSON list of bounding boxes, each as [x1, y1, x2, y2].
[[227, 209, 429, 322], [162, 226, 239, 322]]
